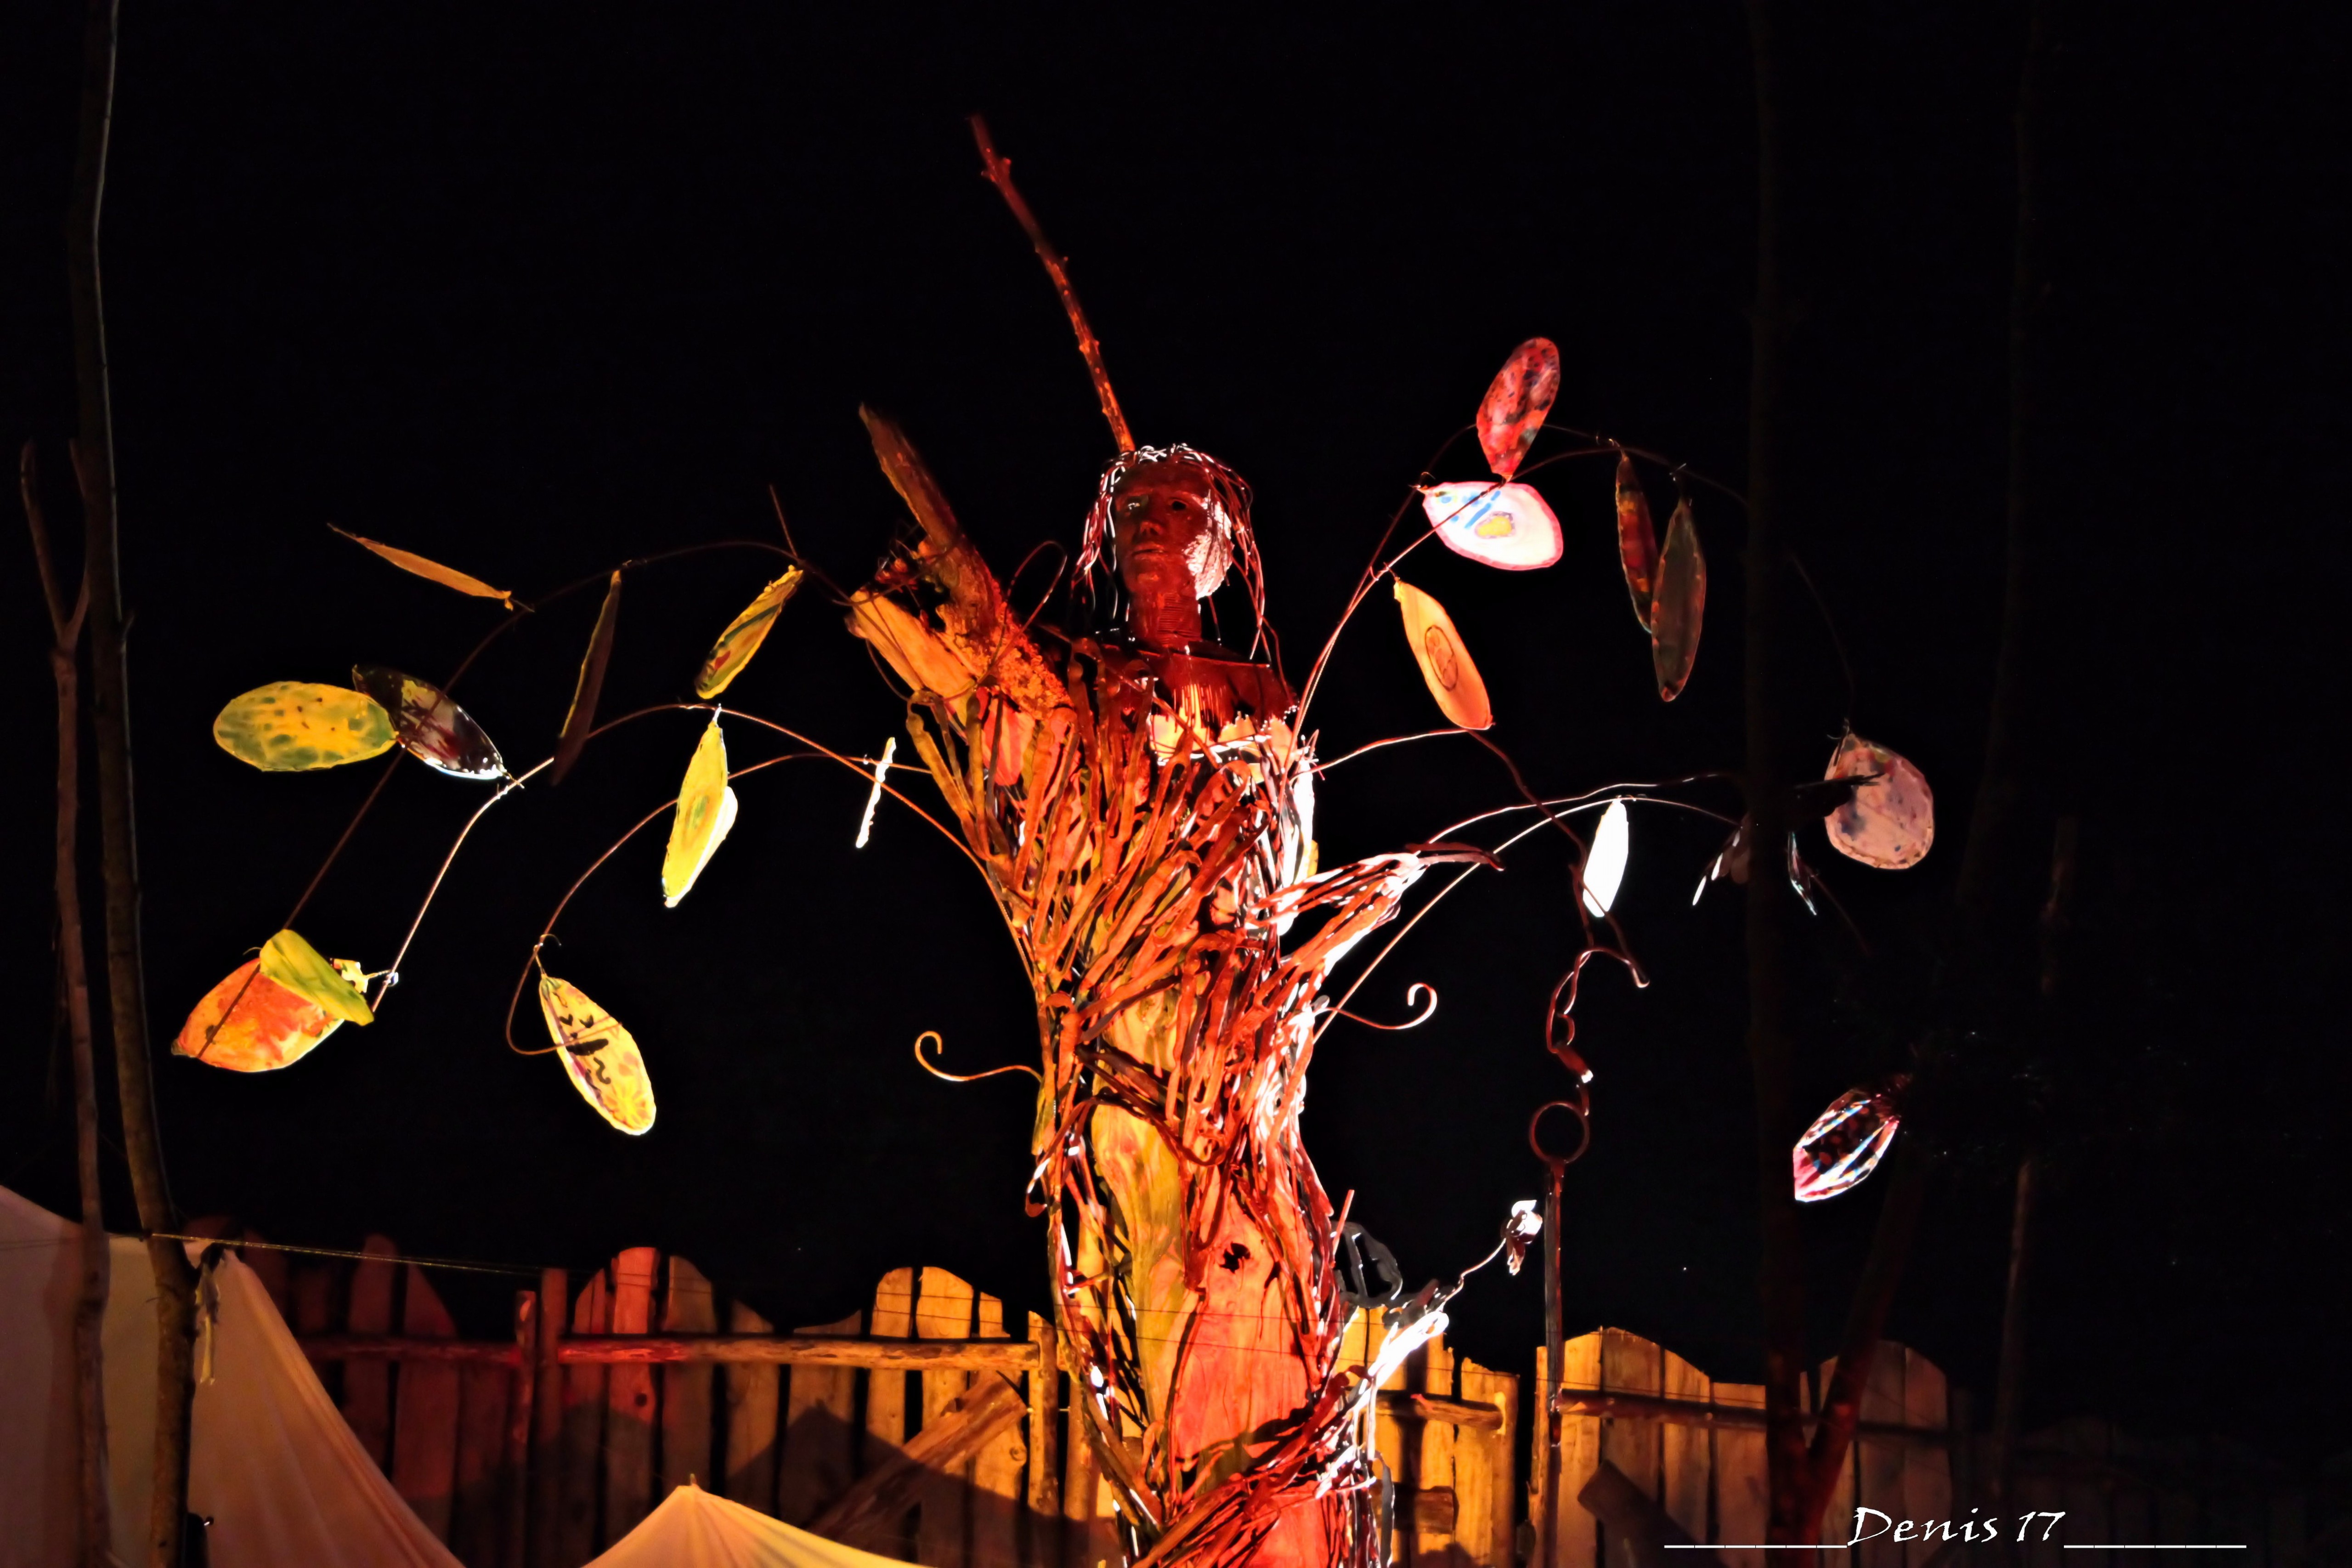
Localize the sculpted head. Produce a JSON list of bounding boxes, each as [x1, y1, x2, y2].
[[1080, 445, 1260, 649]]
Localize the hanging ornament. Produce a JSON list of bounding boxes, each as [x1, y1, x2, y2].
[[1475, 337, 1561, 480], [1822, 732, 1935, 870], [257, 929, 374, 1025], [1792, 1081, 1906, 1202], [330, 526, 514, 608], [661, 717, 739, 907], [552, 571, 623, 784], [173, 953, 368, 1072], [1613, 453, 1660, 632], [1580, 799, 1630, 917], [212, 682, 395, 772], [351, 666, 507, 780], [1393, 579, 1493, 730], [1420, 482, 1563, 571], [1649, 495, 1706, 701], [695, 568, 804, 698], [538, 973, 656, 1134]]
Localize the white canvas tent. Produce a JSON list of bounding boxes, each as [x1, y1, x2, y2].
[[0, 1183, 458, 1568], [584, 1483, 916, 1568]]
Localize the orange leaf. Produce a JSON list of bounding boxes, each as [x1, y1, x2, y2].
[[1613, 453, 1660, 632], [173, 954, 365, 1072], [1649, 497, 1706, 701], [331, 526, 513, 608], [1393, 579, 1492, 730]]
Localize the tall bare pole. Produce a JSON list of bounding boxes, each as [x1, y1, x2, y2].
[[25, 443, 112, 1568], [1741, 0, 1812, 1541], [65, 3, 199, 1563]]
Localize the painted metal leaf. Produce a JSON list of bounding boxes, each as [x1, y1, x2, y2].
[[552, 571, 623, 784], [331, 526, 514, 608], [1823, 733, 1936, 870], [172, 954, 366, 1072], [694, 568, 803, 698], [351, 665, 506, 780], [537, 973, 656, 1135], [213, 682, 396, 772], [1420, 481, 1563, 571], [1393, 579, 1492, 730], [1476, 337, 1561, 480], [662, 718, 740, 906], [1614, 454, 1660, 632], [258, 928, 375, 1025], [1580, 799, 1630, 917], [1793, 1083, 1904, 1202], [1649, 497, 1706, 701]]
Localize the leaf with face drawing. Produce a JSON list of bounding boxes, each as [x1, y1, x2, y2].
[[538, 973, 656, 1135], [1393, 579, 1493, 730]]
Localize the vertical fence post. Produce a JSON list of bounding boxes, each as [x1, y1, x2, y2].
[[505, 1290, 536, 1568], [1026, 1313, 1060, 1568], [528, 1268, 566, 1568]]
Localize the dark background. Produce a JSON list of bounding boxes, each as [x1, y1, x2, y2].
[[3, 3, 2344, 1465]]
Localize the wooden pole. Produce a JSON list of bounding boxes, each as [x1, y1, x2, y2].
[[24, 442, 111, 1568], [505, 1290, 537, 1568], [63, 6, 199, 1564], [528, 1269, 566, 1568], [1740, 0, 1810, 1542]]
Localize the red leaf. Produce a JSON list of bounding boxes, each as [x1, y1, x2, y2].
[[1475, 338, 1560, 480], [1613, 453, 1660, 632]]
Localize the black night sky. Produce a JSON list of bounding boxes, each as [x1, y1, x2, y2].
[[3, 4, 2345, 1469]]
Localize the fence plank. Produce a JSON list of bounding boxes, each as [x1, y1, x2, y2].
[[500, 1290, 537, 1568], [1025, 1313, 1060, 1568], [973, 1294, 1024, 1568], [452, 1355, 511, 1568], [726, 1301, 781, 1516], [1897, 1347, 1949, 1568], [1456, 1355, 1511, 1568], [530, 1270, 567, 1568], [1062, 1380, 1104, 1568], [916, 1267, 978, 1568], [1660, 1349, 1710, 1549], [1413, 1334, 1458, 1565], [1557, 1332, 1603, 1568], [1712, 1381, 1768, 1568], [556, 1270, 610, 1567], [605, 1247, 661, 1542], [1818, 1359, 1857, 1555], [1602, 1327, 1665, 1539], [778, 1310, 861, 1524], [392, 1263, 463, 1539], [661, 1257, 718, 1497], [867, 1268, 919, 1561], [343, 1236, 399, 1468]]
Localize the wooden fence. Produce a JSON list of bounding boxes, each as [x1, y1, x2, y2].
[[1529, 1328, 1953, 1568], [246, 1236, 1518, 1568]]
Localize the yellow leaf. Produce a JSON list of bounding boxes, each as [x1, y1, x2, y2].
[[257, 928, 374, 1025], [213, 682, 396, 772], [1393, 579, 1493, 730], [537, 974, 656, 1134], [694, 568, 803, 698], [662, 718, 739, 906], [332, 526, 514, 608]]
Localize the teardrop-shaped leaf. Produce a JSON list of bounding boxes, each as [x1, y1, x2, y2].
[[331, 526, 514, 608], [538, 973, 656, 1135], [1393, 579, 1493, 730], [172, 954, 364, 1072], [552, 571, 623, 784], [1613, 454, 1660, 632], [1649, 497, 1706, 701], [1476, 338, 1561, 480], [258, 928, 375, 1025], [1421, 481, 1563, 571], [662, 718, 739, 906], [1793, 1082, 1904, 1202], [694, 568, 803, 698], [351, 665, 507, 780], [213, 682, 396, 772], [1580, 799, 1630, 917], [1823, 733, 1936, 870]]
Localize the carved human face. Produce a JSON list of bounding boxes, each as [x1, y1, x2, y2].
[[1113, 467, 1228, 603]]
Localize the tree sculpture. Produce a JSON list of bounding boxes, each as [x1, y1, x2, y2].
[[174, 121, 1935, 1568]]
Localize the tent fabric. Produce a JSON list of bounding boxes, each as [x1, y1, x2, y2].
[[586, 1483, 919, 1568], [0, 1184, 460, 1568]]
